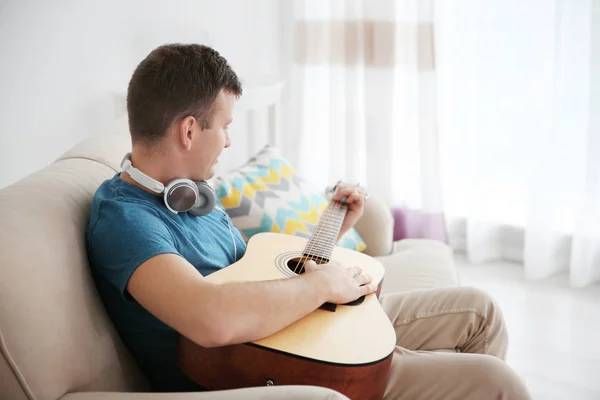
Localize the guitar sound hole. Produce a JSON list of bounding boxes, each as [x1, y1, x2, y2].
[[285, 257, 366, 312], [286, 256, 328, 275]]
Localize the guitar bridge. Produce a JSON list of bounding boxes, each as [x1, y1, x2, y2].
[[319, 295, 366, 312], [319, 302, 337, 312]]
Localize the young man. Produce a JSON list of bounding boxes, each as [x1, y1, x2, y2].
[[86, 44, 531, 399]]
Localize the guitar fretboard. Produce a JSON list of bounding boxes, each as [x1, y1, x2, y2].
[[302, 200, 348, 262]]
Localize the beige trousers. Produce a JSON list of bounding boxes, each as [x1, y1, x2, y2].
[[381, 287, 532, 400]]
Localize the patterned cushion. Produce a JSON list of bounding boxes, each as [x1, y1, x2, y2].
[[213, 146, 367, 252]]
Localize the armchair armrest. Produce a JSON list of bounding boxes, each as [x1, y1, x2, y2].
[[353, 195, 393, 257], [60, 386, 349, 400]]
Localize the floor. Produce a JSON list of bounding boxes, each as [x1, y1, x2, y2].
[[456, 255, 600, 400]]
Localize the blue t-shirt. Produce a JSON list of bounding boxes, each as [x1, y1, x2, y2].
[[86, 174, 246, 392]]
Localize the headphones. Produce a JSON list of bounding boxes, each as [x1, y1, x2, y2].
[[120, 152, 238, 262], [121, 152, 217, 216]]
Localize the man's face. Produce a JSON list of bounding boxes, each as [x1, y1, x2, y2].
[[190, 89, 235, 181]]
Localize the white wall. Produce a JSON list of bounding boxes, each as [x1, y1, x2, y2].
[[0, 0, 282, 188]]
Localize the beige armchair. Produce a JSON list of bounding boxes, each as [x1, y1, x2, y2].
[[0, 134, 458, 400]]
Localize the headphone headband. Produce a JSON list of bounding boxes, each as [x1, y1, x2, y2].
[[120, 153, 165, 193]]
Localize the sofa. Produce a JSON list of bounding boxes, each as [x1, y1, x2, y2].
[[0, 134, 459, 400]]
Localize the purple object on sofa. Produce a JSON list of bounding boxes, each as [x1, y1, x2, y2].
[[392, 206, 448, 243]]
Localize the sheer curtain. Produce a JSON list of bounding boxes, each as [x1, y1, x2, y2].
[[436, 0, 600, 287], [286, 0, 447, 243], [285, 0, 600, 287]]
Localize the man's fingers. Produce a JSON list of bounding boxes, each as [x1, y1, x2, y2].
[[360, 283, 378, 296], [347, 191, 364, 206], [335, 184, 366, 200], [334, 185, 357, 200], [349, 265, 362, 276], [303, 259, 318, 272], [354, 272, 373, 286]]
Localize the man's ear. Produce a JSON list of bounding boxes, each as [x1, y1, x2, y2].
[[178, 116, 197, 151]]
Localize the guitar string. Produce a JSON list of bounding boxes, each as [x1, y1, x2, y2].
[[296, 201, 336, 273], [300, 199, 342, 272], [298, 189, 349, 273], [320, 200, 346, 264], [310, 201, 344, 262], [297, 195, 347, 274], [296, 199, 338, 273], [296, 188, 340, 273]]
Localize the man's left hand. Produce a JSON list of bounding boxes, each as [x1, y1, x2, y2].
[[332, 183, 367, 240]]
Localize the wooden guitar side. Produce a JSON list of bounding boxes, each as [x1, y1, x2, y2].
[[179, 339, 393, 399]]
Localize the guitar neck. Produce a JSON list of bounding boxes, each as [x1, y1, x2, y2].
[[302, 200, 348, 262]]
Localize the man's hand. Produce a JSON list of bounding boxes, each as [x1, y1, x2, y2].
[[304, 260, 376, 304], [332, 182, 367, 240]]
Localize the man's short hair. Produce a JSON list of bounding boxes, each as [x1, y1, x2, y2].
[[126, 44, 242, 145]]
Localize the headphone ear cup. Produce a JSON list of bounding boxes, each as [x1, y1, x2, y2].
[[188, 181, 217, 217], [163, 179, 199, 214]]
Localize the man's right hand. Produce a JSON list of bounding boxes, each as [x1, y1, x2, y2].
[[304, 260, 377, 304]]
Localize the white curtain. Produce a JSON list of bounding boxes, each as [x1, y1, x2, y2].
[[437, 0, 600, 287], [286, 0, 447, 241], [285, 0, 600, 287]]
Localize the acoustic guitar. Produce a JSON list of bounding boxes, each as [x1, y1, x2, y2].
[[178, 194, 397, 399]]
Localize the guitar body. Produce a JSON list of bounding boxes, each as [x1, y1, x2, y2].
[[178, 232, 397, 399]]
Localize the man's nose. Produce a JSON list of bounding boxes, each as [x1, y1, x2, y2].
[[224, 132, 231, 148]]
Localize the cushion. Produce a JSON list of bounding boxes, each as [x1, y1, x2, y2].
[[378, 239, 459, 294], [213, 145, 367, 252]]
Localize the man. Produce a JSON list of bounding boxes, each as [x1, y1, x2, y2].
[[86, 44, 531, 399]]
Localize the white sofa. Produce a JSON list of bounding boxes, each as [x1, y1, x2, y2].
[[0, 134, 459, 400]]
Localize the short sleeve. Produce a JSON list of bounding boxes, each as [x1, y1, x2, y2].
[[87, 200, 179, 299]]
